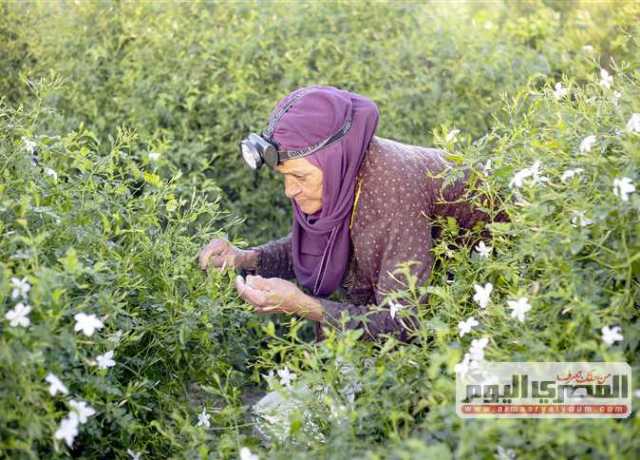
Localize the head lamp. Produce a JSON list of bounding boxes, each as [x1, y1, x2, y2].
[[239, 133, 279, 170], [239, 115, 353, 171]]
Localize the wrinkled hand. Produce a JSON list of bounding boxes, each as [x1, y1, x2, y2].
[[235, 275, 311, 317], [198, 238, 255, 271]]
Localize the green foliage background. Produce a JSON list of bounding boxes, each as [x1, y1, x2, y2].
[[1, 0, 639, 458]]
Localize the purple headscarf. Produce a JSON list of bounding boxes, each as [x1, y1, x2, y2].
[[269, 85, 379, 296]]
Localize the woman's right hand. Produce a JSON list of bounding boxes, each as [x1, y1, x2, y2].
[[197, 238, 257, 271]]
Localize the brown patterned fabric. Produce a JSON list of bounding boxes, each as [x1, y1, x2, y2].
[[249, 136, 507, 343]]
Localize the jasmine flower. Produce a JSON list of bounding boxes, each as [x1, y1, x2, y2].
[[196, 407, 211, 428], [469, 337, 489, 360], [509, 161, 547, 188], [240, 447, 260, 460], [74, 313, 104, 337], [22, 137, 37, 155], [553, 82, 568, 100], [475, 241, 493, 258], [458, 317, 479, 337], [277, 367, 296, 388], [599, 68, 613, 89], [54, 412, 79, 448], [561, 168, 584, 182], [69, 399, 96, 424], [94, 351, 116, 369], [389, 301, 405, 320], [473, 283, 493, 309], [626, 113, 640, 133], [507, 297, 532, 322], [613, 177, 635, 202], [5, 302, 31, 328], [601, 325, 623, 346], [446, 129, 460, 142], [570, 210, 593, 227], [44, 168, 58, 181], [46, 373, 69, 396], [10, 276, 30, 300], [579, 135, 596, 154]]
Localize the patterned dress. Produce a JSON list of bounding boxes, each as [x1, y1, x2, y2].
[[248, 136, 506, 343]]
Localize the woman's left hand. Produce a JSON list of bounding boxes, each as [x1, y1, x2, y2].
[[235, 274, 318, 318]]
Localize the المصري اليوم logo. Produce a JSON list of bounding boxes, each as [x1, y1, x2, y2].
[[455, 362, 632, 418]]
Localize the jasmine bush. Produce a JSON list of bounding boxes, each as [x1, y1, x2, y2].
[[1, 1, 639, 459]]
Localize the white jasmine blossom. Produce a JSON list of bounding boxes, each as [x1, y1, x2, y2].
[[22, 137, 37, 155], [507, 297, 532, 322], [455, 352, 484, 377], [239, 447, 260, 460], [626, 113, 640, 133], [613, 177, 635, 202], [473, 283, 493, 309], [277, 367, 297, 388], [510, 168, 532, 188], [69, 399, 96, 424], [5, 302, 31, 328], [612, 91, 622, 106], [509, 161, 547, 188], [570, 210, 593, 227], [599, 68, 613, 89], [482, 159, 492, 175], [389, 301, 405, 320], [109, 330, 123, 343], [458, 316, 479, 337], [469, 337, 489, 361], [74, 313, 104, 337], [44, 167, 58, 180], [127, 449, 142, 460], [54, 412, 79, 448], [10, 276, 31, 300], [561, 168, 584, 182], [446, 129, 460, 142], [196, 407, 211, 428], [454, 353, 472, 375], [601, 325, 623, 346], [45, 373, 69, 396], [553, 82, 568, 100], [496, 445, 517, 460], [475, 241, 493, 258], [261, 369, 275, 384], [579, 135, 597, 154], [94, 351, 116, 369], [528, 161, 548, 185]]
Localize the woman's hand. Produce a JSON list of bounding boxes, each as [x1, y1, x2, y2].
[[235, 275, 324, 321], [198, 238, 257, 271]]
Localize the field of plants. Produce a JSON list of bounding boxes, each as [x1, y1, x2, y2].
[[1, 0, 639, 458]]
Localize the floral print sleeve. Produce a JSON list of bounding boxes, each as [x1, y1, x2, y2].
[[250, 233, 296, 280]]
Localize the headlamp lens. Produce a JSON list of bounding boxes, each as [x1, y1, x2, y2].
[[240, 142, 259, 170]]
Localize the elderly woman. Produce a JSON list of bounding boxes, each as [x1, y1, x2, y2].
[[198, 85, 502, 343]]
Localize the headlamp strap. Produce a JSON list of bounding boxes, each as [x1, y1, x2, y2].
[[278, 115, 352, 161]]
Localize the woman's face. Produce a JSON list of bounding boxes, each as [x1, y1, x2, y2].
[[275, 158, 323, 214]]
